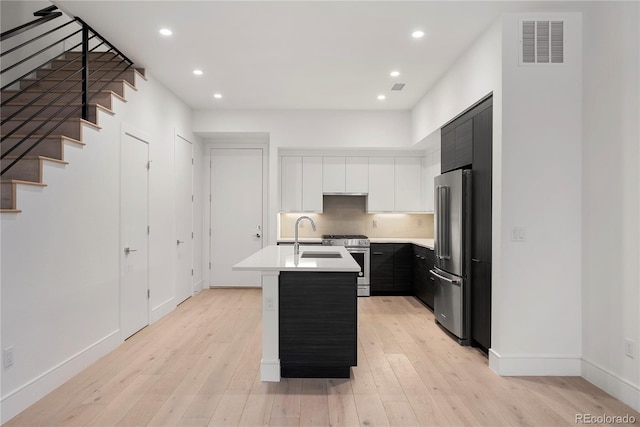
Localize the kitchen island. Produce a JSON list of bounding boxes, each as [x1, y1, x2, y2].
[[233, 245, 361, 381]]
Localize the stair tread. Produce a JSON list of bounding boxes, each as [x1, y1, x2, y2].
[[1, 117, 101, 128], [1, 134, 85, 144], [2, 155, 69, 164], [0, 179, 47, 187]]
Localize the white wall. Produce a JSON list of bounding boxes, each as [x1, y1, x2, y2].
[[581, 2, 640, 410], [494, 12, 583, 374], [192, 110, 412, 246], [0, 68, 199, 425]]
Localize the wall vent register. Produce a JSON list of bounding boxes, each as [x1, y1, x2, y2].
[[520, 19, 564, 64]]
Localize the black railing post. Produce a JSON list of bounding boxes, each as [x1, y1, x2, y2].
[[81, 21, 89, 120]]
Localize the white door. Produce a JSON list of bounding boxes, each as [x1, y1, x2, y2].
[[120, 131, 149, 339], [210, 148, 263, 287], [175, 134, 193, 304]]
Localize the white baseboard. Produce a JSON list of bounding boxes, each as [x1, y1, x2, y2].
[[260, 358, 281, 382], [150, 297, 175, 324], [582, 358, 640, 411], [489, 349, 582, 376], [0, 330, 121, 424], [193, 279, 204, 293]]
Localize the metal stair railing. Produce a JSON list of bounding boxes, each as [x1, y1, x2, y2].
[[0, 6, 136, 175]]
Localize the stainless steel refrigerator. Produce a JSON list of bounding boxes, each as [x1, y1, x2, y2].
[[430, 169, 471, 344]]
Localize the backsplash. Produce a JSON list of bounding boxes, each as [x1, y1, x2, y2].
[[279, 195, 433, 238]]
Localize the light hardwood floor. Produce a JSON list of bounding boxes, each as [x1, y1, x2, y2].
[[5, 288, 638, 426]]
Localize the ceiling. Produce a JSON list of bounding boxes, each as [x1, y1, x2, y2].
[[53, 1, 582, 111]]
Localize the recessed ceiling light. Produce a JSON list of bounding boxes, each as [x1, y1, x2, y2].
[[193, 69, 203, 76], [159, 28, 172, 36], [412, 30, 425, 38], [213, 93, 223, 99], [377, 95, 386, 100], [390, 71, 400, 77]]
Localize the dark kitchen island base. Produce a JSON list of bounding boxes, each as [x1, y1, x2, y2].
[[279, 271, 358, 378]]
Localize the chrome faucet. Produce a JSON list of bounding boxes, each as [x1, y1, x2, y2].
[[294, 216, 316, 255]]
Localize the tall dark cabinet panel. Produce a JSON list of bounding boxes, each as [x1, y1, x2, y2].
[[470, 101, 492, 351], [370, 243, 394, 293], [441, 118, 473, 173]]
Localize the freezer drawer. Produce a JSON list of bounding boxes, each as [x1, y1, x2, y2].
[[431, 268, 466, 340]]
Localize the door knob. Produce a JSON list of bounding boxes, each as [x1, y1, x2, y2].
[[255, 233, 261, 238], [124, 247, 137, 255], [177, 240, 185, 245]]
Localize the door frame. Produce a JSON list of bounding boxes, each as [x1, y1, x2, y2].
[[203, 138, 269, 288], [119, 123, 151, 341]]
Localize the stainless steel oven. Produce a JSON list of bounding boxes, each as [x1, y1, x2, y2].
[[322, 235, 370, 296]]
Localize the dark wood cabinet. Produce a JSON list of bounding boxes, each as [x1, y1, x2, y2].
[[370, 243, 394, 292], [412, 245, 435, 309], [439, 94, 493, 351], [393, 244, 413, 292], [470, 260, 491, 350], [279, 271, 357, 378], [470, 100, 492, 351], [370, 243, 413, 295], [441, 118, 473, 173]]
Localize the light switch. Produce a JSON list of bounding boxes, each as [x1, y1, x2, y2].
[[511, 227, 526, 242]]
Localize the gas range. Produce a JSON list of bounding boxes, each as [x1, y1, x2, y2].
[[321, 234, 370, 248]]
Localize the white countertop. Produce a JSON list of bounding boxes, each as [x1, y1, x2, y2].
[[369, 238, 434, 249], [276, 237, 434, 249], [233, 245, 361, 272]]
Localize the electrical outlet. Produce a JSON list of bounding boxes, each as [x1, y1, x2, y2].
[[372, 220, 378, 228], [3, 346, 14, 368], [624, 338, 635, 359], [265, 297, 275, 311], [417, 219, 423, 227]]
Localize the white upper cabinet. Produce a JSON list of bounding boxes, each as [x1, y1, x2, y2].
[[302, 156, 323, 212], [280, 156, 302, 211], [395, 157, 422, 212], [345, 157, 368, 193], [422, 149, 441, 212], [322, 156, 346, 193], [367, 157, 395, 212]]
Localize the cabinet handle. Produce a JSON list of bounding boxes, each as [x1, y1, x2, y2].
[[372, 252, 384, 255]]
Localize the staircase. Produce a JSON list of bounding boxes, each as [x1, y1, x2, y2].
[[1, 7, 145, 213]]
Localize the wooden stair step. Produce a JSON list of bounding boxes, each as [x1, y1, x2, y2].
[[2, 90, 122, 106], [3, 85, 126, 98], [47, 61, 131, 72], [18, 78, 132, 93], [1, 180, 47, 210], [1, 135, 84, 159], [36, 67, 138, 81], [1, 117, 99, 137], [1, 103, 112, 122], [1, 156, 68, 183], [62, 51, 122, 61]]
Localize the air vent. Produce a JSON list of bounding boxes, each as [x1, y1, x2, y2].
[[391, 83, 405, 91], [520, 20, 564, 64]]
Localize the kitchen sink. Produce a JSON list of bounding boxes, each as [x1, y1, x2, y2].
[[300, 251, 342, 259]]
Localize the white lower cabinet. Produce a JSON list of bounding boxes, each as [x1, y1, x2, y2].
[[367, 157, 395, 212], [395, 157, 422, 212]]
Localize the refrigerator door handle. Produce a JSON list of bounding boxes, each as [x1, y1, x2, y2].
[[436, 185, 450, 260], [429, 269, 460, 284]]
